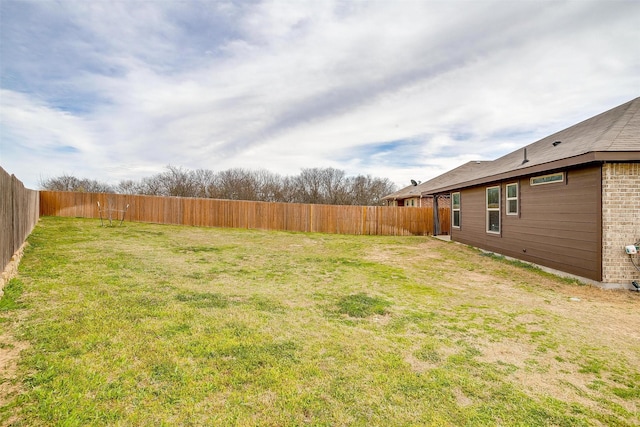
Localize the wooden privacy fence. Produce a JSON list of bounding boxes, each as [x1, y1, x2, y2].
[[1, 167, 39, 276], [41, 191, 451, 236]]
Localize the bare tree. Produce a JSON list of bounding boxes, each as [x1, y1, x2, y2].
[[156, 165, 198, 197], [278, 176, 299, 203], [319, 168, 347, 205], [192, 169, 217, 198], [212, 168, 254, 200], [253, 169, 283, 202], [40, 166, 397, 205], [116, 179, 138, 195], [295, 168, 324, 204], [347, 175, 396, 206], [40, 174, 114, 193]]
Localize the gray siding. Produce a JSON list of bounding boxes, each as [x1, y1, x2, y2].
[[451, 166, 601, 281]]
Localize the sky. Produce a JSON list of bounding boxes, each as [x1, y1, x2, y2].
[[1, 0, 639, 191]]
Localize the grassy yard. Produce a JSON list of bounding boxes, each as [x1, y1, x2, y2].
[[1, 217, 639, 426]]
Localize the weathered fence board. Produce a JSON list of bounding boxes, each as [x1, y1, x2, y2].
[[1, 167, 39, 279], [40, 191, 451, 236]]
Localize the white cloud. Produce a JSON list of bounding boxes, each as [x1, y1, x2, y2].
[[1, 0, 638, 190], [0, 89, 105, 180]]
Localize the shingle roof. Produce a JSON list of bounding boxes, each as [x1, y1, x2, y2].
[[382, 182, 427, 201], [422, 97, 640, 195], [382, 161, 493, 201]]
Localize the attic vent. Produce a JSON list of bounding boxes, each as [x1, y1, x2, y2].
[[552, 141, 562, 146], [522, 148, 529, 165]]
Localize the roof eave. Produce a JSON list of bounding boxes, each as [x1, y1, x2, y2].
[[422, 151, 640, 195]]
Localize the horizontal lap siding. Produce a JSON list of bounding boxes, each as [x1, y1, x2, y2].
[[452, 166, 601, 281]]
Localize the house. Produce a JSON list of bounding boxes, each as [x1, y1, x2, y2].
[[382, 181, 431, 207], [382, 162, 494, 235], [383, 163, 499, 209], [422, 97, 640, 289]]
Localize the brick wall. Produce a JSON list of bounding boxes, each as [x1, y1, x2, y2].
[[601, 163, 640, 287]]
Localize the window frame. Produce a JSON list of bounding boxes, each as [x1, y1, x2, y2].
[[486, 186, 500, 234], [530, 172, 564, 186], [506, 182, 518, 216], [451, 192, 461, 228]]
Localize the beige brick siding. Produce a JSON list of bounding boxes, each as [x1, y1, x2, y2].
[[601, 163, 640, 286]]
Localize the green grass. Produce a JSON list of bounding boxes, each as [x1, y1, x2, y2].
[[336, 293, 391, 317], [1, 217, 639, 426], [0, 278, 25, 311]]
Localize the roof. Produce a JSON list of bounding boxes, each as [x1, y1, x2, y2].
[[422, 97, 640, 195], [382, 161, 493, 201], [382, 181, 428, 201]]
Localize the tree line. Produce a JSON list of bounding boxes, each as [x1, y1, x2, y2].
[[40, 166, 397, 206]]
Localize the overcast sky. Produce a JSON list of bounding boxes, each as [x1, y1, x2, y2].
[[1, 0, 639, 190]]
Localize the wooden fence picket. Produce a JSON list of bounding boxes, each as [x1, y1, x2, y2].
[[39, 191, 451, 236]]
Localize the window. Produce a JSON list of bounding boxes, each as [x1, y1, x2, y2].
[[506, 183, 518, 215], [531, 172, 564, 186], [486, 186, 500, 233], [452, 192, 460, 228]]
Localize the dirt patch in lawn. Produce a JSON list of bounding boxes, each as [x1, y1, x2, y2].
[[0, 331, 29, 416]]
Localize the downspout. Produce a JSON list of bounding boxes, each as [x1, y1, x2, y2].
[[433, 195, 440, 236]]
